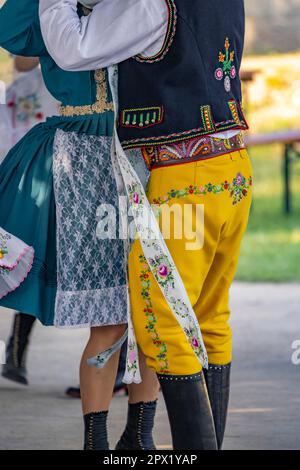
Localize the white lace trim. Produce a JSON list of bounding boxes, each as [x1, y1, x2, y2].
[[55, 285, 128, 328]]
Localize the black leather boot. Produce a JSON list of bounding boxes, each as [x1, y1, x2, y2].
[[83, 411, 109, 450], [116, 400, 157, 450], [203, 363, 231, 450], [2, 312, 36, 385], [158, 372, 217, 450]]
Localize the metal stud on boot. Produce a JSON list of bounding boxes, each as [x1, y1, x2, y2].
[[158, 372, 218, 450], [203, 363, 231, 450], [83, 411, 109, 450], [116, 400, 157, 450]]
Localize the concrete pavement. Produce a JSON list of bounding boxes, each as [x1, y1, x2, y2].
[[0, 282, 299, 450]]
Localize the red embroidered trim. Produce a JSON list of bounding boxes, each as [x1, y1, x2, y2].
[[134, 0, 177, 63], [121, 101, 249, 149], [141, 133, 246, 170], [120, 106, 164, 129]]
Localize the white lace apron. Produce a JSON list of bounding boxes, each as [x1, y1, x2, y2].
[[52, 130, 128, 328]]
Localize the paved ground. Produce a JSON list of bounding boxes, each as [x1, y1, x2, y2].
[[0, 282, 299, 450]]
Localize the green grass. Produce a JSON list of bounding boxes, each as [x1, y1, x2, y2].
[[236, 145, 300, 282]]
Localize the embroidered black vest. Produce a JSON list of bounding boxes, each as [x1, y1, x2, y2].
[[118, 0, 248, 150]]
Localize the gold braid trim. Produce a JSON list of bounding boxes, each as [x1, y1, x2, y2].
[[59, 69, 114, 117]]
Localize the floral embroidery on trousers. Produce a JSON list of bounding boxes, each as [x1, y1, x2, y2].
[[139, 254, 170, 374], [152, 173, 252, 207]]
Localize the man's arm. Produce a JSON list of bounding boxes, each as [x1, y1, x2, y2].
[[39, 0, 168, 71]]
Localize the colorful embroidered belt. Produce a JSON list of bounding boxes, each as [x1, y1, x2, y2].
[[141, 132, 246, 170]]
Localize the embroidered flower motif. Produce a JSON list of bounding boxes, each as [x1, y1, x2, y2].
[[132, 192, 139, 204], [139, 255, 170, 374], [0, 231, 10, 274], [149, 255, 174, 289], [215, 37, 236, 92], [128, 183, 146, 214], [184, 325, 203, 357], [0, 231, 10, 259], [151, 173, 252, 207], [167, 297, 189, 319], [215, 68, 224, 80], [126, 340, 139, 374], [157, 264, 168, 277], [128, 349, 137, 365]]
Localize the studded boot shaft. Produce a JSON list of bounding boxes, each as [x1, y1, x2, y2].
[[158, 372, 218, 450], [116, 400, 157, 450], [83, 411, 109, 450], [203, 363, 231, 450]]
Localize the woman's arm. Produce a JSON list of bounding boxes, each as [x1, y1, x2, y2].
[[39, 0, 168, 71], [0, 0, 47, 57]]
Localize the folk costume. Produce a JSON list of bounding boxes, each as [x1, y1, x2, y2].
[[0, 0, 168, 451], [1, 59, 58, 385], [0, 0, 165, 329], [122, 0, 252, 449], [39, 0, 253, 450]]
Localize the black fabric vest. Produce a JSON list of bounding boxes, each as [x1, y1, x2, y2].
[[118, 0, 248, 150]]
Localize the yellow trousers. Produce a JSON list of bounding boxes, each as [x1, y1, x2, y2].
[[129, 149, 253, 375]]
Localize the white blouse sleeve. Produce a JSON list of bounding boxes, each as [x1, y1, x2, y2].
[[39, 0, 168, 71]]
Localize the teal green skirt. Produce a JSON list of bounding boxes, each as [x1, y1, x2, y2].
[[0, 113, 114, 326]]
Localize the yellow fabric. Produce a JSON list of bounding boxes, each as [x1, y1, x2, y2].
[[129, 149, 253, 375]]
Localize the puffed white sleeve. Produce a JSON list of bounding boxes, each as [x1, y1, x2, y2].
[[39, 0, 168, 71]]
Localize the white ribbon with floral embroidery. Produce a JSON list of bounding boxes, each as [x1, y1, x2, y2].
[[108, 66, 208, 384], [0, 227, 34, 300]]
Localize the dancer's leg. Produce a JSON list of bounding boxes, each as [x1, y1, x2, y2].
[[80, 324, 126, 450], [80, 324, 126, 414], [116, 350, 160, 450], [128, 350, 159, 404]]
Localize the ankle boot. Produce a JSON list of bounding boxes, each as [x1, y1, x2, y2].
[[116, 400, 157, 450], [2, 312, 36, 385], [203, 363, 231, 450], [158, 372, 217, 450], [83, 411, 109, 450]]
